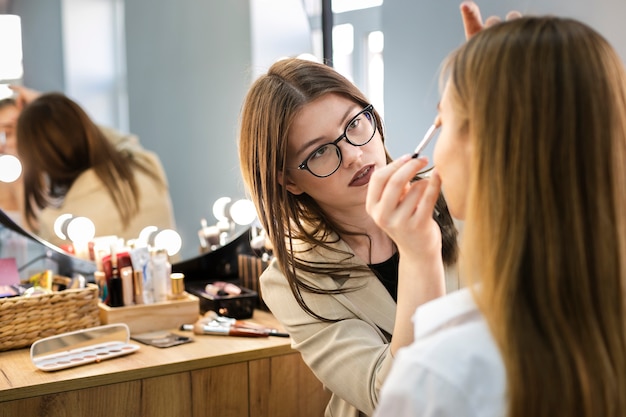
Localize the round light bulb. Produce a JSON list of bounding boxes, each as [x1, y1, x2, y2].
[[229, 199, 257, 226], [0, 154, 22, 183], [66, 216, 96, 243], [54, 213, 74, 240], [137, 225, 158, 246], [212, 197, 232, 221], [153, 228, 182, 256]]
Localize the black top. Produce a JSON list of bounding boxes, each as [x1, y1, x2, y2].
[[368, 251, 399, 302]]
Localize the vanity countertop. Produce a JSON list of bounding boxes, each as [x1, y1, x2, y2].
[[0, 309, 293, 402]]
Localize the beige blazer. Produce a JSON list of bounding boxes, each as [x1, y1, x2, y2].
[[37, 127, 176, 247], [260, 236, 459, 417]]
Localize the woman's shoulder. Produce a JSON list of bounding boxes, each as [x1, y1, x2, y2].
[[259, 254, 340, 289], [98, 125, 141, 151], [261, 235, 362, 276], [258, 257, 279, 278], [66, 168, 107, 197], [412, 289, 487, 345], [290, 233, 363, 265], [399, 289, 504, 386], [384, 291, 506, 416], [98, 125, 165, 169]]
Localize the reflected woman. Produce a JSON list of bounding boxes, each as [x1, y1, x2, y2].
[[16, 91, 176, 247]]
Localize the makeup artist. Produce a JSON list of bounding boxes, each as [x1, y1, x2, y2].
[[236, 4, 515, 416], [12, 86, 176, 247]]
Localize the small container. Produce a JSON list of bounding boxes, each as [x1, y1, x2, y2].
[[150, 249, 170, 303], [94, 270, 107, 303], [169, 272, 185, 299], [186, 281, 258, 319], [133, 270, 145, 305], [120, 266, 134, 306], [98, 293, 200, 334]]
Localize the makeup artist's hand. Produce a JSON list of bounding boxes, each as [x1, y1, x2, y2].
[[367, 156, 446, 355], [366, 155, 442, 262], [9, 85, 42, 110], [461, 1, 522, 39]]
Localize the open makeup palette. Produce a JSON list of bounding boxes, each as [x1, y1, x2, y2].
[[30, 323, 140, 372]]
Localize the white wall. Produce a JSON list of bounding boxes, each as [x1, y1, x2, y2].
[[11, 0, 65, 91], [382, 0, 626, 159], [124, 0, 253, 259], [250, 0, 313, 79], [62, 0, 127, 130]]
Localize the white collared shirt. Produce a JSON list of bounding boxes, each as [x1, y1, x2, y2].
[[374, 288, 507, 417]]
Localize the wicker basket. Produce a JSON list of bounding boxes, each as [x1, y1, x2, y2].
[[0, 284, 100, 351]]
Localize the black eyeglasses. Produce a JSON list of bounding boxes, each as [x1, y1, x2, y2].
[[293, 104, 377, 178]]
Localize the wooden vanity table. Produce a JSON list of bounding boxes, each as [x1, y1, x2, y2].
[[0, 310, 330, 417]]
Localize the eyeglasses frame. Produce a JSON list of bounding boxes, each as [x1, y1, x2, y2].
[[296, 104, 376, 178]]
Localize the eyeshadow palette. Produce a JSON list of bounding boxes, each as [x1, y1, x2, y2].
[[30, 323, 140, 372], [32, 341, 139, 371]]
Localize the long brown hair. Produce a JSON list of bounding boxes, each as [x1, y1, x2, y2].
[[239, 58, 458, 321], [447, 17, 626, 416], [16, 93, 163, 231]]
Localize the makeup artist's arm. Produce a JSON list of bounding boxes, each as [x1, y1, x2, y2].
[[366, 155, 446, 355], [260, 258, 397, 416]]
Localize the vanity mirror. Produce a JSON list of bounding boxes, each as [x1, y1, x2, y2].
[[0, 207, 256, 285], [0, 208, 97, 279]]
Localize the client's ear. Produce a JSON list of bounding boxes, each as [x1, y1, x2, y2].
[[278, 170, 304, 195]]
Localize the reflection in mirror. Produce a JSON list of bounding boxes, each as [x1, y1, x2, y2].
[[0, 208, 97, 280], [0, 204, 258, 299], [11, 1, 319, 262]]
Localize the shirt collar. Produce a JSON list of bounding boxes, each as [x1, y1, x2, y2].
[[413, 287, 480, 339]]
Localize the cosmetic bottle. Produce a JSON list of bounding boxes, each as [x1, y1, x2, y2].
[[130, 246, 153, 304], [133, 270, 145, 305], [108, 251, 124, 307], [120, 266, 134, 306], [168, 272, 186, 300], [150, 249, 170, 303], [94, 270, 107, 303]]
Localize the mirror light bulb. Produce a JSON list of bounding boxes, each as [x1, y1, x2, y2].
[[54, 213, 74, 240], [153, 228, 182, 257], [66, 216, 95, 243], [137, 225, 158, 246], [0, 154, 22, 183], [230, 199, 257, 226], [212, 197, 232, 221]]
